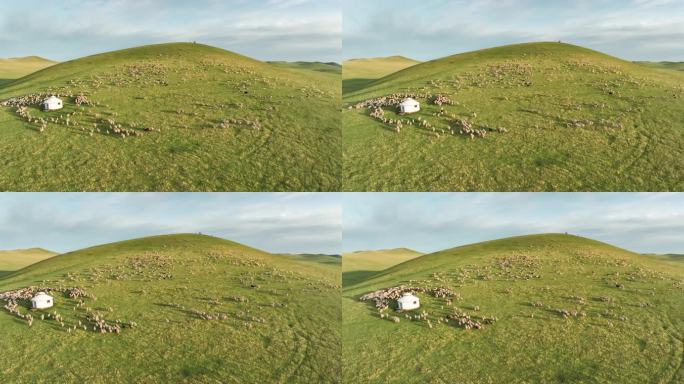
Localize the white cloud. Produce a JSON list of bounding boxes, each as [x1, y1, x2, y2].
[[343, 0, 684, 61], [0, 0, 340, 62], [342, 193, 684, 254], [0, 193, 341, 254], [632, 0, 675, 7]]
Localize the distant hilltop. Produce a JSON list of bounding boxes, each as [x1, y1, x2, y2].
[[345, 55, 419, 63], [0, 56, 56, 63]]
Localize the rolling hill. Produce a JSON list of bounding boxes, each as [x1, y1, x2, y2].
[[636, 61, 684, 72], [0, 234, 340, 383], [343, 234, 684, 383], [0, 43, 340, 191], [268, 61, 341, 76], [644, 253, 684, 263], [0, 248, 57, 276], [0, 56, 57, 85], [343, 56, 420, 93], [342, 248, 423, 286], [281, 253, 342, 269], [342, 42, 684, 191]]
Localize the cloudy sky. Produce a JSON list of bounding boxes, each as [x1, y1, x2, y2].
[[343, 193, 684, 254], [344, 0, 684, 61], [0, 193, 341, 254], [0, 0, 340, 62]]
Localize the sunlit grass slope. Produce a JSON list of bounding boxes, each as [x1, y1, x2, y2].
[[343, 234, 684, 383], [343, 56, 420, 93], [343, 42, 684, 191], [0, 43, 340, 191], [0, 248, 57, 276], [0, 234, 340, 383], [0, 56, 57, 83]]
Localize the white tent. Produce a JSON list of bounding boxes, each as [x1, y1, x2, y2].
[[42, 96, 63, 111], [397, 292, 420, 310], [398, 98, 420, 114], [31, 292, 54, 309]]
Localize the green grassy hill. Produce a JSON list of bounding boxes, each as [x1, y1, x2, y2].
[[0, 234, 340, 383], [0, 43, 340, 191], [644, 253, 684, 264], [268, 61, 341, 76], [0, 248, 57, 276], [0, 56, 57, 84], [636, 61, 684, 72], [343, 56, 420, 93], [280, 254, 341, 286], [281, 253, 341, 266], [343, 42, 684, 191], [343, 234, 684, 383], [342, 248, 423, 286]]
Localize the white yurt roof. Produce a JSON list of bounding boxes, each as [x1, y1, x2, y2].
[[31, 292, 53, 308], [44, 96, 61, 102], [397, 292, 418, 303], [399, 97, 418, 106]]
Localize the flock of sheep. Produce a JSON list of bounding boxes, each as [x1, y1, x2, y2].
[[362, 284, 498, 331], [2, 91, 156, 138], [0, 285, 135, 334], [360, 247, 669, 335], [359, 284, 456, 311], [0, 253, 181, 334], [0, 249, 333, 340], [351, 91, 510, 139], [347, 57, 683, 140], [0, 58, 324, 140], [215, 117, 262, 131]]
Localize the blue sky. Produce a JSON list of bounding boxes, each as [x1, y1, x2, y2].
[[0, 0, 340, 62], [343, 193, 684, 254], [0, 193, 341, 254], [343, 0, 684, 61], [2, 193, 682, 256]]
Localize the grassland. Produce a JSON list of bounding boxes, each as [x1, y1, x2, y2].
[[0, 248, 57, 276], [280, 254, 341, 287], [343, 42, 684, 191], [0, 234, 340, 383], [342, 248, 422, 286], [281, 253, 341, 266], [343, 234, 684, 383], [0, 56, 56, 85], [0, 43, 340, 191], [636, 61, 684, 72], [268, 61, 341, 76], [342, 56, 419, 93], [644, 253, 684, 264]]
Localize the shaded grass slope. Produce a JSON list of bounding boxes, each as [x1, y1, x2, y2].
[[343, 56, 420, 93], [0, 248, 57, 277], [268, 61, 341, 76], [343, 42, 684, 191], [0, 234, 340, 383], [0, 43, 340, 191], [343, 234, 684, 383], [636, 61, 684, 72], [342, 248, 423, 286]]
